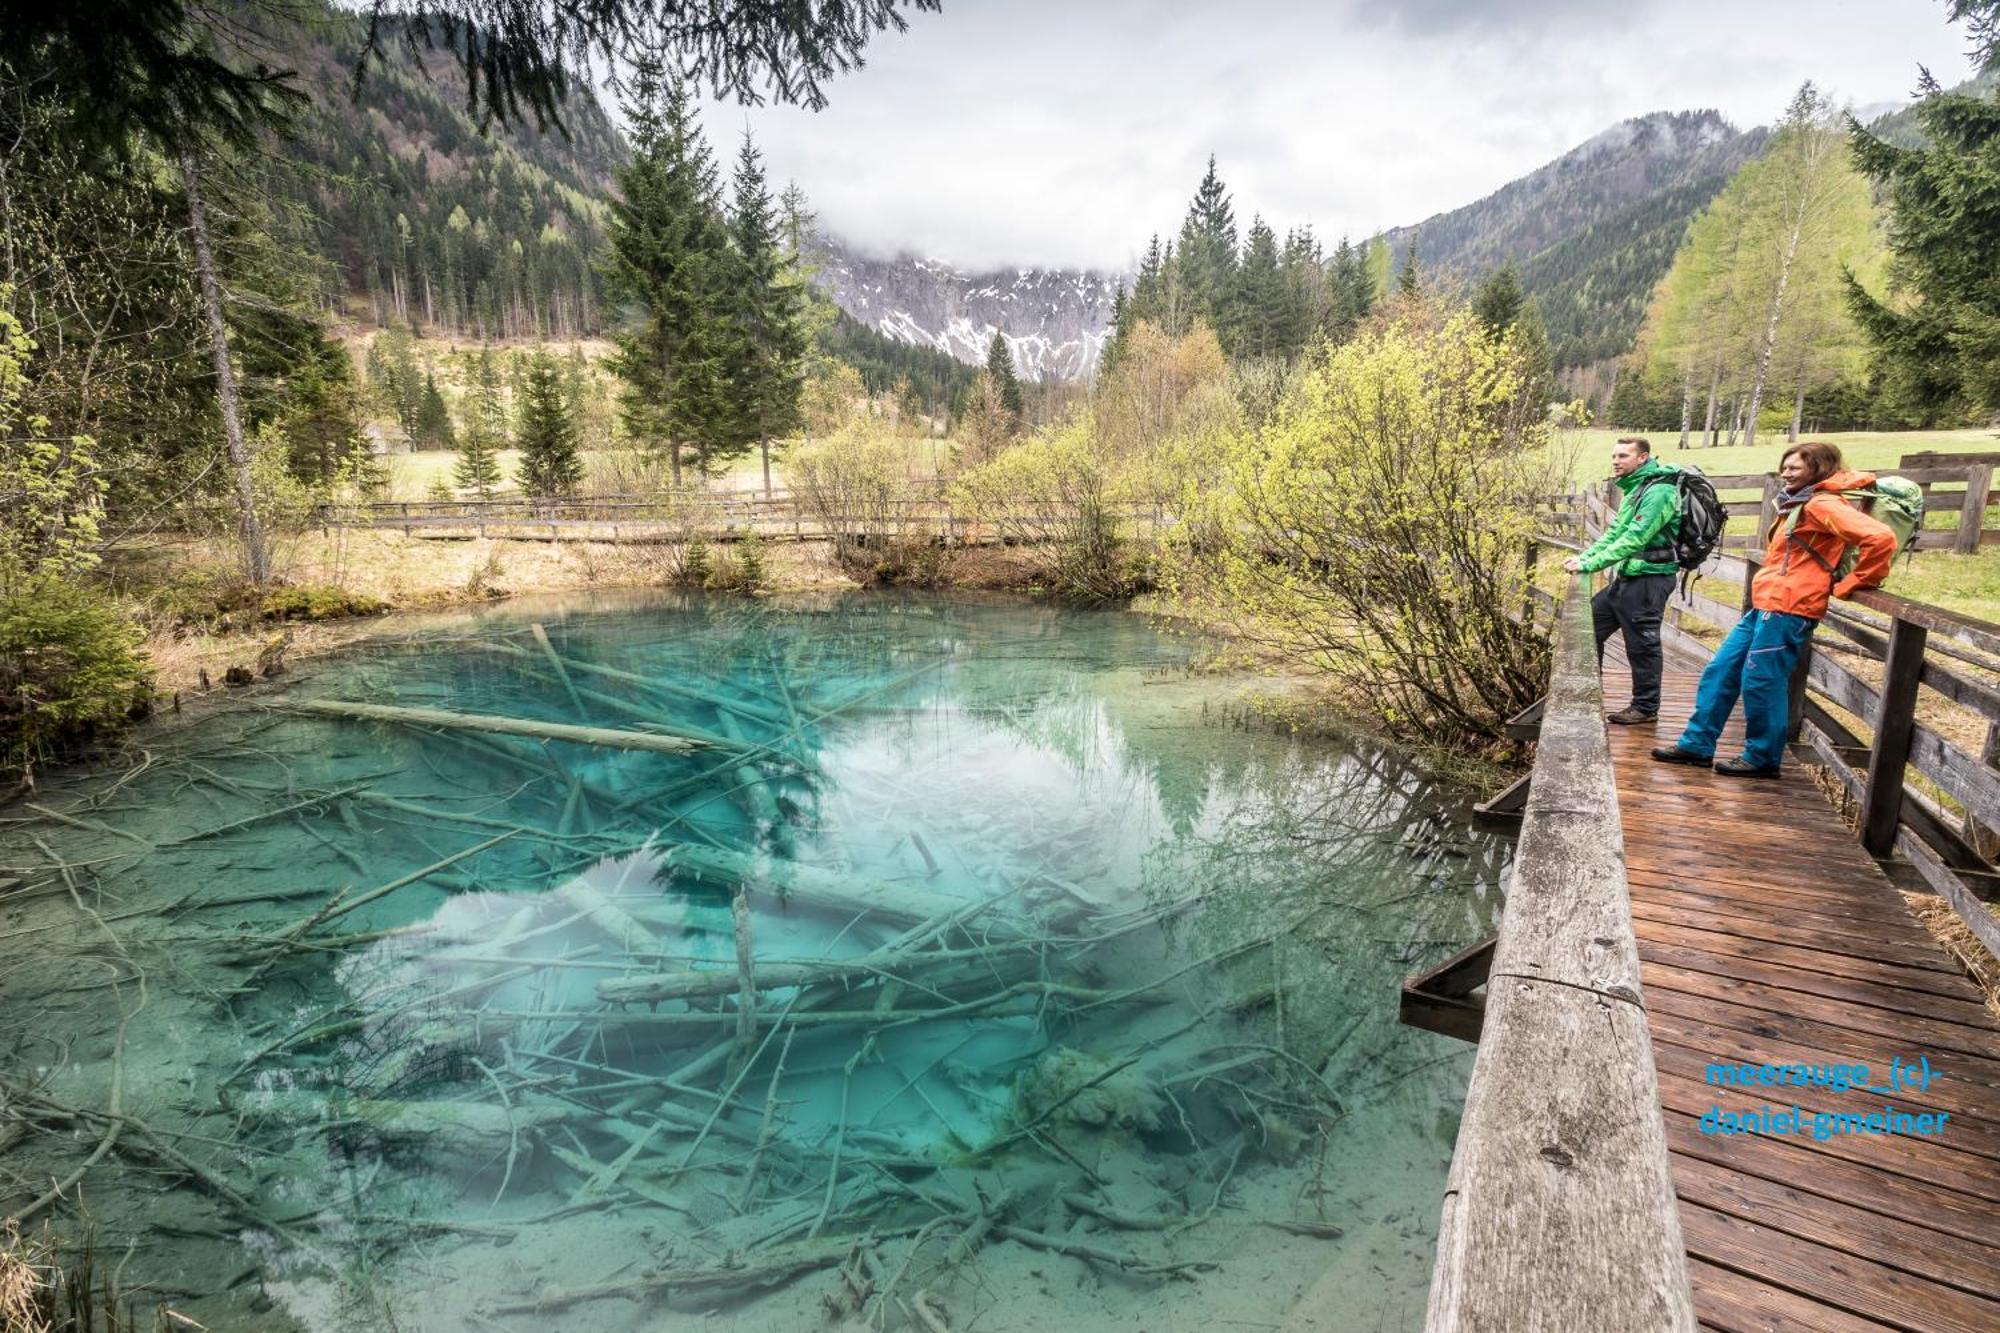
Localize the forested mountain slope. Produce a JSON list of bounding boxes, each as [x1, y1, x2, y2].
[[1383, 111, 1768, 367], [271, 8, 622, 340]]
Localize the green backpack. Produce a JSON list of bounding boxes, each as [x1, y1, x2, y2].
[[1782, 475, 1925, 583]]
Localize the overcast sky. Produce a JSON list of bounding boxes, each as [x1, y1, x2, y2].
[[678, 0, 1977, 274]]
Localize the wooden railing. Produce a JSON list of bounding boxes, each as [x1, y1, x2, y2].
[[1560, 487, 2000, 961], [1422, 578, 1695, 1331], [1576, 451, 2000, 555]]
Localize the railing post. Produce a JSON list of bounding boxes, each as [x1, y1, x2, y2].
[[1786, 641, 1812, 742], [1957, 462, 1993, 555], [1860, 614, 1928, 856]]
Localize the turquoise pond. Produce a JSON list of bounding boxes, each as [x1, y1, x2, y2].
[[0, 591, 1505, 1331]]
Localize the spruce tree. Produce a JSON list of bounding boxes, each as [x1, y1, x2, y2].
[[603, 59, 734, 486], [515, 351, 584, 497], [1233, 216, 1286, 359], [1100, 284, 1132, 379], [1473, 262, 1526, 332], [453, 429, 502, 499], [454, 346, 508, 499], [1845, 71, 2000, 418], [1325, 237, 1375, 344], [1398, 243, 1423, 298], [985, 330, 1024, 420], [722, 129, 807, 496], [1174, 156, 1239, 345], [1279, 226, 1326, 356], [414, 371, 455, 450]]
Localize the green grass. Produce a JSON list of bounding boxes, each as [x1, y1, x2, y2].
[[1564, 427, 2000, 489]]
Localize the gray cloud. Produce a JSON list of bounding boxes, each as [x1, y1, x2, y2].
[[683, 0, 1973, 272]]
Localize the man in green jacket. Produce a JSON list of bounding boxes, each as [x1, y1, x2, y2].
[[1563, 436, 1681, 724]]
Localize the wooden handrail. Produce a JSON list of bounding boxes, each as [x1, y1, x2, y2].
[[1557, 503, 2000, 960], [1424, 576, 1694, 1332]]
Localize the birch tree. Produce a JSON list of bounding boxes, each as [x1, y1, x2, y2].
[[1741, 83, 1850, 447]]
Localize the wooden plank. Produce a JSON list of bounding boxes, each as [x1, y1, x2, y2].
[[1629, 881, 1934, 935], [1685, 1257, 1897, 1333], [1643, 988, 2000, 1092], [1627, 900, 1966, 972], [1642, 965, 2000, 1066], [1664, 1105, 2000, 1247], [1424, 577, 1694, 1333], [1635, 938, 1994, 1028], [1650, 1038, 2000, 1149], [1895, 830, 2000, 962], [1677, 1203, 2000, 1333], [1672, 1154, 2000, 1299]]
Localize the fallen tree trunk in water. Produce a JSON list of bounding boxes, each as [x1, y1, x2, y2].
[[664, 843, 993, 931], [262, 698, 730, 756]]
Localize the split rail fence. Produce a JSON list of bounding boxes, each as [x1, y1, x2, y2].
[[1546, 460, 2000, 961]]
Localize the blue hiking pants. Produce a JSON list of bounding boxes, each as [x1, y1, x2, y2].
[[1674, 609, 1816, 771]]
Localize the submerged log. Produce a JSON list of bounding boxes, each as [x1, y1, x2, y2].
[[263, 698, 727, 756], [665, 843, 991, 931], [597, 937, 1044, 1006]]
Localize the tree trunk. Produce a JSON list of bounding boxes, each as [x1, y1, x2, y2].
[[1678, 364, 1694, 449], [1790, 377, 1806, 443], [184, 153, 270, 586], [1744, 212, 1805, 449], [760, 437, 772, 498], [1701, 357, 1722, 447], [1726, 395, 1743, 448]]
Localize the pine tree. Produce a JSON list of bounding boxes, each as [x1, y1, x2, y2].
[[985, 330, 1024, 420], [454, 346, 508, 499], [1473, 262, 1526, 332], [1100, 284, 1132, 379], [282, 333, 369, 486], [602, 60, 734, 486], [1279, 226, 1326, 355], [723, 129, 808, 496], [1397, 243, 1422, 298], [414, 371, 455, 450], [1846, 70, 2000, 419], [515, 351, 584, 497], [1233, 215, 1286, 359], [1174, 157, 1239, 345], [1325, 237, 1375, 344]]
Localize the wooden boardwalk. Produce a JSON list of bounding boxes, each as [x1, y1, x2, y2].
[[1603, 665, 2000, 1333]]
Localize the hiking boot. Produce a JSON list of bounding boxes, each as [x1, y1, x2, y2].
[[1714, 758, 1782, 779], [1607, 707, 1658, 726], [1650, 745, 1710, 765]]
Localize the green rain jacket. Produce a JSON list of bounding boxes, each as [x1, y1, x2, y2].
[[1576, 457, 1681, 578]]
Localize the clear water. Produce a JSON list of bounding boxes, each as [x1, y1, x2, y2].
[[0, 591, 1504, 1331]]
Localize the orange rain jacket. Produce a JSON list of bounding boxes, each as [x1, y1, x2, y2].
[[1750, 469, 1898, 621]]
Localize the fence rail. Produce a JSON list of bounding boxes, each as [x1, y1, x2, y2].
[[1422, 578, 1695, 1331], [1560, 476, 2000, 959]]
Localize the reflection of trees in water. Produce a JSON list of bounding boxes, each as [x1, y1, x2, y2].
[[0, 595, 1499, 1331]]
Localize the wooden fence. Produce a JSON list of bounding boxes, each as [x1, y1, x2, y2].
[[289, 492, 1170, 546], [1570, 451, 2000, 556], [1553, 483, 2000, 961], [1421, 578, 1695, 1331]]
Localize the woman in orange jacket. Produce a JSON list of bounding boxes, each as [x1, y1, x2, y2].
[[1651, 441, 1897, 777]]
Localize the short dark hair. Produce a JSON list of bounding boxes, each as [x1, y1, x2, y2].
[[1615, 436, 1652, 455], [1781, 441, 1843, 486]]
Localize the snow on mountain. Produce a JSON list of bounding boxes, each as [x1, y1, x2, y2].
[[812, 234, 1120, 383]]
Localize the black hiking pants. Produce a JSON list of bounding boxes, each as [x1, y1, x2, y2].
[[1592, 572, 1674, 714]]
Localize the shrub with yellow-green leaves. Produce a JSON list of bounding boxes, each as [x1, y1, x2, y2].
[[953, 414, 1145, 603], [1166, 310, 1562, 747]]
